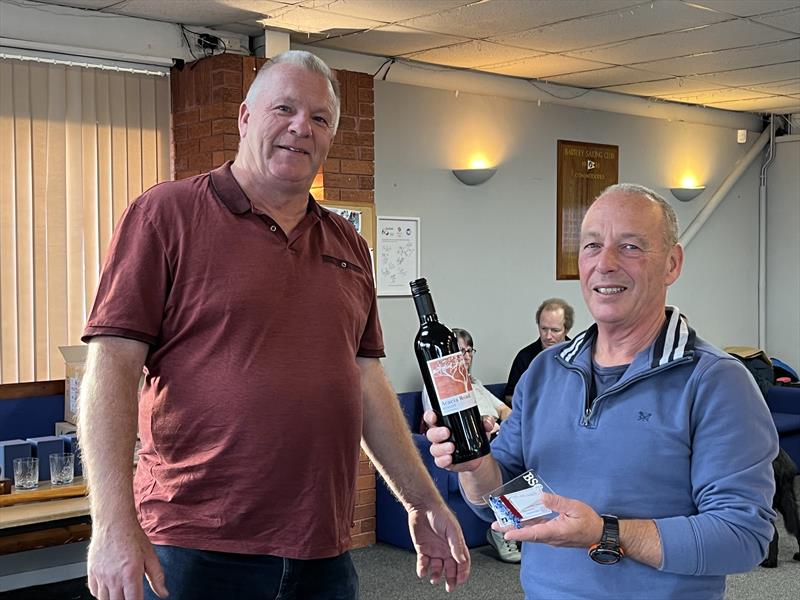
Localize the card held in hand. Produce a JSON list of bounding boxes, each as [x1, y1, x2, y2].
[[483, 469, 556, 529]]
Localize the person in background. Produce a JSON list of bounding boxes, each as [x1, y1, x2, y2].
[[422, 328, 518, 564], [78, 50, 469, 600], [426, 183, 778, 599], [503, 298, 574, 405]]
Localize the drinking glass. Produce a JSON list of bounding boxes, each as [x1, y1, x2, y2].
[[13, 457, 39, 490], [49, 453, 75, 485]]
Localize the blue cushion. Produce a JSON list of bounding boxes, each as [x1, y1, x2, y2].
[[772, 413, 800, 434], [397, 391, 423, 433], [766, 386, 800, 415]]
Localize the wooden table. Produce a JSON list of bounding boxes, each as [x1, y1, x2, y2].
[[0, 478, 91, 554]]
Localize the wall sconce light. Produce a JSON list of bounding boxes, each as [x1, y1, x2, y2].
[[669, 186, 706, 202], [452, 168, 497, 186]]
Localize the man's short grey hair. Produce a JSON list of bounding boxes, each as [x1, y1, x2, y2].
[[244, 50, 341, 134], [598, 183, 680, 248]]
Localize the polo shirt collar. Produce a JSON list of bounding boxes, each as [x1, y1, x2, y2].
[[210, 160, 322, 217]]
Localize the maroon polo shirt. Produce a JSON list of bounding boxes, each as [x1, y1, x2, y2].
[[83, 162, 384, 558]]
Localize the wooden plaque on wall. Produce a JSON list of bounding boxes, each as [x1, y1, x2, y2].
[[556, 140, 619, 280]]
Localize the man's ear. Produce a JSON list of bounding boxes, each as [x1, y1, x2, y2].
[[665, 243, 684, 286], [237, 101, 249, 138]]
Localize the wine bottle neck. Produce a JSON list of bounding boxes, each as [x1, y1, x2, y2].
[[413, 293, 438, 323]]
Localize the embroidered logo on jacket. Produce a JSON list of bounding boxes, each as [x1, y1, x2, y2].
[[637, 411, 652, 422]]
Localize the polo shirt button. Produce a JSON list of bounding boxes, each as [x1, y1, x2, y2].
[[341, 261, 347, 268], [270, 225, 277, 232]]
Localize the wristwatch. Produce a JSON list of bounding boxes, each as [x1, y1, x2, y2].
[[588, 514, 624, 565]]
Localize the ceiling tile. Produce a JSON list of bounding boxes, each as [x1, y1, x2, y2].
[[703, 62, 800, 86], [123, 0, 287, 24], [483, 54, 620, 80], [292, 0, 468, 23], [686, 1, 799, 18], [257, 6, 384, 34], [633, 39, 800, 77], [751, 78, 800, 95], [307, 26, 468, 57], [407, 40, 542, 70], [398, 0, 642, 39], [605, 77, 724, 96], [545, 65, 665, 88], [751, 7, 800, 35], [661, 87, 776, 104], [703, 96, 800, 112], [567, 19, 793, 65], [489, 1, 727, 53]]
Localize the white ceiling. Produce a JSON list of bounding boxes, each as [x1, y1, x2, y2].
[[31, 0, 800, 114]]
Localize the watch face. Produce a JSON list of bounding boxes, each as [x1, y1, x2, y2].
[[590, 547, 621, 565]]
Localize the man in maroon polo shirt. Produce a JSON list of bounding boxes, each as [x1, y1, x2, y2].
[[78, 50, 469, 600]]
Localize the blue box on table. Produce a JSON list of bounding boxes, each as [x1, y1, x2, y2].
[[26, 436, 66, 480], [0, 439, 33, 480], [59, 433, 83, 477]]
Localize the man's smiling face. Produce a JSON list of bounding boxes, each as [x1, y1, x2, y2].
[[237, 62, 336, 192], [578, 191, 682, 332]]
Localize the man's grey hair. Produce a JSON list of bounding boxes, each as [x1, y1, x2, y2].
[[598, 183, 680, 248], [244, 50, 341, 134]]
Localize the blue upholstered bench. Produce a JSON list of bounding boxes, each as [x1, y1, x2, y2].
[[767, 385, 800, 466]]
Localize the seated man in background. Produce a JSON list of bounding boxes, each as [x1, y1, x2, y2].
[[426, 183, 778, 599], [504, 298, 574, 405], [422, 328, 518, 564]]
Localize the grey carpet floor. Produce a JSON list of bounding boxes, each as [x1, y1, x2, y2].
[[352, 516, 800, 600]]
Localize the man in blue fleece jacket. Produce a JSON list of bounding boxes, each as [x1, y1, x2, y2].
[[427, 183, 778, 599]]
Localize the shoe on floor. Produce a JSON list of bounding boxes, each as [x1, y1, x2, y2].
[[486, 528, 521, 563]]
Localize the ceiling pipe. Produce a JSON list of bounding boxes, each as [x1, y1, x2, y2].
[[758, 116, 777, 349], [679, 126, 772, 249]]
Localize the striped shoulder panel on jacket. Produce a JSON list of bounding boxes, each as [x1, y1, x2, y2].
[[559, 326, 595, 363], [652, 306, 696, 368]]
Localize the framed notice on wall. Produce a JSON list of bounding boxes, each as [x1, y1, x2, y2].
[[377, 216, 420, 296], [321, 201, 376, 250], [556, 140, 619, 280]]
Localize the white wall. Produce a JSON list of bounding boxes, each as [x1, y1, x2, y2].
[[767, 136, 800, 370], [373, 82, 767, 391]]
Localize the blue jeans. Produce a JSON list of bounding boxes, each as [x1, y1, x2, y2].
[[143, 545, 359, 600]]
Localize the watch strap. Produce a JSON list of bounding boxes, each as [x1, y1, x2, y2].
[[588, 514, 624, 564], [600, 514, 621, 547]]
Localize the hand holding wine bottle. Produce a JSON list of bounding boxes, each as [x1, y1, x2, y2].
[[410, 278, 491, 466], [423, 409, 497, 471]]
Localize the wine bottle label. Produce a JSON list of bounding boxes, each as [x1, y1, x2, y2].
[[426, 352, 478, 416]]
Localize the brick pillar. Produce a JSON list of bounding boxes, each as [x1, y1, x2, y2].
[[171, 56, 377, 549], [172, 54, 267, 180], [329, 70, 377, 549], [319, 71, 375, 204], [352, 449, 377, 548]]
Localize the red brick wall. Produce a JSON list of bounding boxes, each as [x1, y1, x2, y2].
[[314, 71, 375, 207], [171, 54, 377, 549]]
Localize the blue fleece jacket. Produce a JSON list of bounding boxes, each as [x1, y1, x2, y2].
[[473, 307, 778, 599]]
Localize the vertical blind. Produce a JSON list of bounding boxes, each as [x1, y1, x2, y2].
[[0, 57, 171, 383]]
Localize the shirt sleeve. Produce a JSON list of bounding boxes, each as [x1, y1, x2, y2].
[[82, 202, 171, 346], [656, 356, 778, 576]]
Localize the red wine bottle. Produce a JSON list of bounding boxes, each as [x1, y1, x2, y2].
[[410, 278, 490, 464]]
